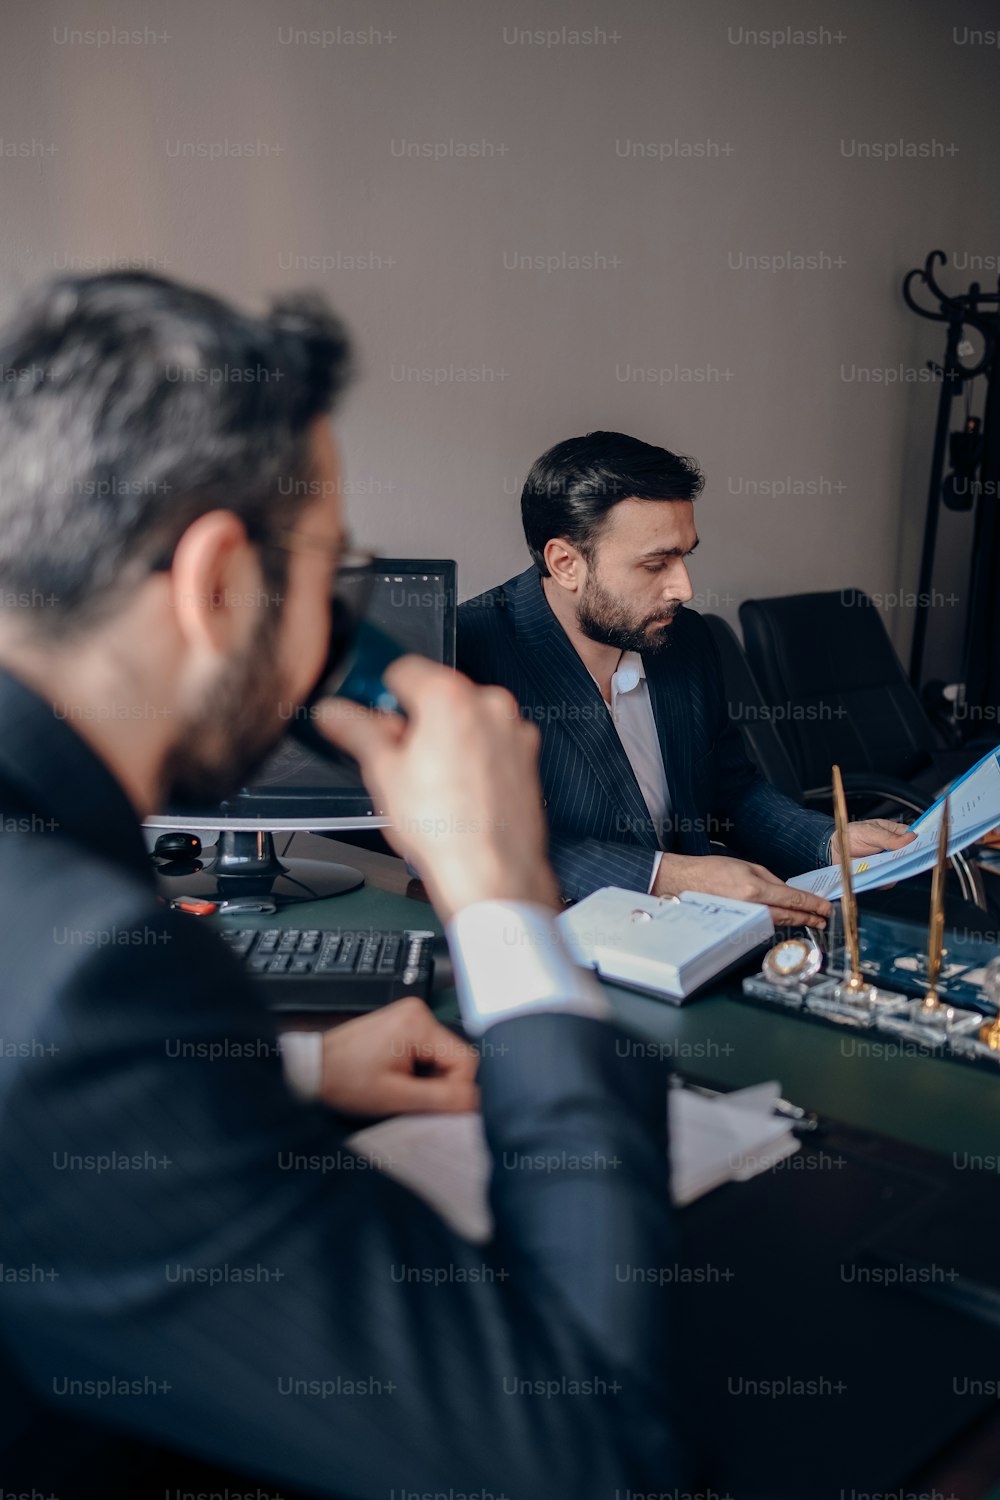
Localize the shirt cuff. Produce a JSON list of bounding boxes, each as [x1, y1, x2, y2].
[[648, 850, 664, 893], [279, 1031, 324, 1099], [447, 901, 611, 1036]]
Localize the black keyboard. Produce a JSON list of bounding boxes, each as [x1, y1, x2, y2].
[[218, 926, 437, 1012]]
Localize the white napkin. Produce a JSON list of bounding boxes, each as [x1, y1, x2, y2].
[[347, 1080, 800, 1243]]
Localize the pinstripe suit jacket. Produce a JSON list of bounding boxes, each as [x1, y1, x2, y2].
[[0, 667, 683, 1500], [457, 568, 834, 902]]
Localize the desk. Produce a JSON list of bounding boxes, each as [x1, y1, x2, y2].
[[256, 835, 1000, 1161], [215, 835, 1000, 1500]]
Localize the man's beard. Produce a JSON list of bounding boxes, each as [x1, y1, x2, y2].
[[577, 569, 679, 655], [163, 609, 292, 807]]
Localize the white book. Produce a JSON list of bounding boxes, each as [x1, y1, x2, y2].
[[559, 886, 773, 1002]]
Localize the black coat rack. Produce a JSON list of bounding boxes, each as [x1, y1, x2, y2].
[[903, 250, 1000, 720]]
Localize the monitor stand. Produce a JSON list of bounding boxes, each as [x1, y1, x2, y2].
[[153, 830, 364, 907]]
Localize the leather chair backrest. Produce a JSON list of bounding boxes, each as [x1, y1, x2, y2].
[[739, 590, 939, 791], [702, 614, 804, 803]]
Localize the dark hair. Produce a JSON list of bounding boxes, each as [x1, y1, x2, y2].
[[0, 271, 353, 635], [520, 430, 704, 575]]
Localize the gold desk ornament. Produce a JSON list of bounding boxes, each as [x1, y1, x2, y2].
[[790, 765, 908, 1026], [934, 945, 1000, 1067], [875, 793, 985, 1050], [919, 798, 954, 1021], [976, 955, 1000, 1052], [830, 764, 875, 1007], [743, 766, 907, 1024], [978, 1015, 1000, 1052]]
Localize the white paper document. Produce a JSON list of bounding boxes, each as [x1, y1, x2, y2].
[[347, 1082, 799, 1243], [788, 744, 1000, 900]]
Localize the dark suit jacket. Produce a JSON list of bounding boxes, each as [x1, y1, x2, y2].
[[458, 568, 834, 902], [0, 668, 683, 1499]]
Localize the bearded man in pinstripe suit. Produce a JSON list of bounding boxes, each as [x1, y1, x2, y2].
[[458, 431, 912, 923]]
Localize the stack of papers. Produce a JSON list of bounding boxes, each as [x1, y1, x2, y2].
[[347, 1082, 800, 1242], [788, 745, 1000, 900], [558, 886, 773, 1001]]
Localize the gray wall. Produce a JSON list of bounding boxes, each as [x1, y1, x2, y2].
[[3, 0, 1000, 678]]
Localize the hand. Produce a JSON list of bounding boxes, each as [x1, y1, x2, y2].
[[314, 657, 560, 923], [320, 997, 480, 1117], [830, 818, 916, 864], [654, 852, 832, 929]]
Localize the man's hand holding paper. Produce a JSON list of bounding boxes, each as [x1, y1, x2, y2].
[[790, 746, 1000, 900]]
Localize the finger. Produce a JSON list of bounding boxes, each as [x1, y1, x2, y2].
[[768, 906, 827, 929], [432, 1040, 481, 1081], [312, 697, 405, 760], [381, 655, 473, 716], [413, 1035, 481, 1082], [849, 821, 916, 853], [382, 660, 527, 750], [868, 819, 916, 843], [388, 1000, 481, 1081], [379, 1070, 481, 1115], [754, 878, 831, 919]]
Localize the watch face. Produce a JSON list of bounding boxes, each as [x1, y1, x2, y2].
[[763, 938, 822, 985]]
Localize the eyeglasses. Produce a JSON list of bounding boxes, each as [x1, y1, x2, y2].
[[266, 528, 351, 564], [254, 534, 380, 702], [151, 527, 378, 702]]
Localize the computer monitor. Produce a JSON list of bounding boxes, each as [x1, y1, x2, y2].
[[146, 559, 457, 906]]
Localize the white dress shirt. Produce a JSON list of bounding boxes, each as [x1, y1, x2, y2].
[[446, 901, 609, 1034], [280, 902, 609, 1095], [593, 650, 671, 890]]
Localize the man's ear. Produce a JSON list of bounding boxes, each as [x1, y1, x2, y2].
[[542, 537, 585, 592], [169, 510, 263, 652]]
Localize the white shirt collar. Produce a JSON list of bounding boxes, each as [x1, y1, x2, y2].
[[612, 650, 646, 694]]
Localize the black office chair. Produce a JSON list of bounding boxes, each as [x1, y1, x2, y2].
[[703, 613, 988, 914], [738, 590, 984, 807]]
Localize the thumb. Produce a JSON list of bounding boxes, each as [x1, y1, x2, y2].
[[378, 1071, 481, 1115], [878, 820, 916, 845], [311, 698, 405, 764]]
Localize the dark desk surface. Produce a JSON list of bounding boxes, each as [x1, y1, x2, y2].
[[253, 834, 1000, 1163], [209, 834, 1000, 1500]]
